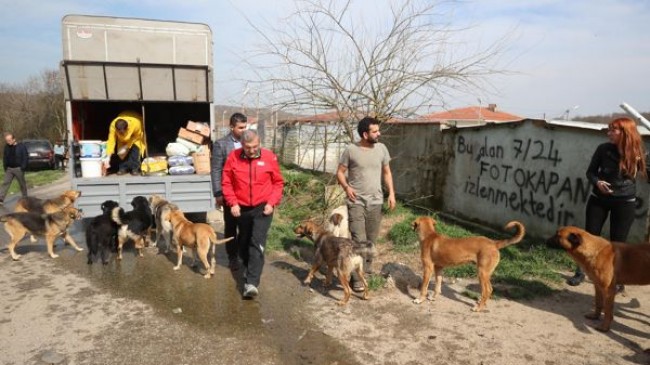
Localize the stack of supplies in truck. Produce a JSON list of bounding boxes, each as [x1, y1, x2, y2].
[[167, 149, 195, 175], [177, 120, 210, 152]]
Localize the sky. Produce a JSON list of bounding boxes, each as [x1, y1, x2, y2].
[[0, 0, 648, 119]]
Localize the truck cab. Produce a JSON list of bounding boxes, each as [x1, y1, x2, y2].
[[61, 15, 215, 216]]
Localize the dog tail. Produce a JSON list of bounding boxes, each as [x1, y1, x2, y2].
[[111, 207, 128, 225], [496, 221, 526, 249], [213, 236, 234, 245]]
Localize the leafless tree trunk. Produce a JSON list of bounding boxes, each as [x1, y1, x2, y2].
[[0, 69, 65, 143], [246, 0, 509, 140]]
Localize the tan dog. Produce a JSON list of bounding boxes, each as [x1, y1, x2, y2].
[[14, 190, 82, 214], [411, 216, 525, 311], [15, 190, 82, 242], [166, 209, 233, 278], [294, 220, 375, 305], [149, 194, 179, 251], [1, 206, 83, 260], [549, 226, 650, 332]]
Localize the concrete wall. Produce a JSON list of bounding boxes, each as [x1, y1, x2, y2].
[[441, 119, 650, 241], [382, 122, 450, 209]]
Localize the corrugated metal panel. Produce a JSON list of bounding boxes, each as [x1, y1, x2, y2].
[[73, 175, 213, 216]]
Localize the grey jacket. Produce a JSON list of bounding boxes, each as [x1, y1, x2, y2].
[[211, 134, 239, 197]]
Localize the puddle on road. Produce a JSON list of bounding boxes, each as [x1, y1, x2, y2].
[[48, 222, 360, 365]]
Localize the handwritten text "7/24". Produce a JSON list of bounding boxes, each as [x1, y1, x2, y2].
[[513, 139, 563, 167]]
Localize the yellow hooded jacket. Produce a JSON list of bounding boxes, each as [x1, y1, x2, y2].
[[105, 111, 147, 159]]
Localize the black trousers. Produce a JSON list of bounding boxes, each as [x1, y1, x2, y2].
[[237, 204, 273, 287], [585, 195, 636, 242], [223, 204, 239, 259], [115, 145, 141, 173]]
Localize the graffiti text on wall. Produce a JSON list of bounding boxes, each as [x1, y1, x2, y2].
[[457, 135, 590, 226]]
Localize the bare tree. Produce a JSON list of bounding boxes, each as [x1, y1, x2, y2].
[[0, 69, 65, 142], [246, 0, 509, 139]]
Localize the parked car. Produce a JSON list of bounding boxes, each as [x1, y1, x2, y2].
[[23, 139, 55, 170]]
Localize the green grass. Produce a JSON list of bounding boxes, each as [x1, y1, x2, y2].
[[0, 164, 65, 195], [267, 166, 577, 300], [386, 210, 576, 299], [367, 274, 387, 291]]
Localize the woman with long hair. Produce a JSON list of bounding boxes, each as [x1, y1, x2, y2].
[[567, 117, 647, 286]]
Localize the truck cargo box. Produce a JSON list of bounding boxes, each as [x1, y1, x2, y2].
[[62, 15, 216, 217]]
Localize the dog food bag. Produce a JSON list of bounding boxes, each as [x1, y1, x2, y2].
[[175, 137, 201, 153], [167, 155, 194, 167], [141, 156, 168, 174], [165, 142, 191, 157], [169, 165, 196, 175]]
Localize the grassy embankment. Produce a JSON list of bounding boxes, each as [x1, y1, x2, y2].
[[268, 166, 575, 300]]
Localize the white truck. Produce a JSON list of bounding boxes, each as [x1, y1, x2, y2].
[[61, 14, 215, 216]]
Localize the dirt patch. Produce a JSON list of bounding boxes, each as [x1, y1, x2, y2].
[[278, 244, 650, 364]]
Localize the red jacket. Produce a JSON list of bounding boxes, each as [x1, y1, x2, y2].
[[222, 148, 284, 208]]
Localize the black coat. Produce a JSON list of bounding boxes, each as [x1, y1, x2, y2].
[[3, 143, 28, 171]]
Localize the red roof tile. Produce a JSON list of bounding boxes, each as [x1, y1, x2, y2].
[[389, 106, 521, 124]]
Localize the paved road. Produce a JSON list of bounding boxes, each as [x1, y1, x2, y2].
[[0, 175, 357, 365]]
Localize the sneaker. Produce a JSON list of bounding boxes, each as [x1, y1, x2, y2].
[[350, 273, 365, 292], [566, 272, 585, 286], [116, 170, 127, 176], [616, 284, 626, 296], [130, 170, 140, 176], [243, 283, 258, 299], [228, 256, 240, 271], [0, 200, 4, 206]]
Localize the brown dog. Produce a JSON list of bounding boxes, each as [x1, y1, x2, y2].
[[166, 209, 233, 278], [294, 220, 375, 305], [15, 190, 82, 242], [1, 205, 83, 260], [411, 216, 525, 311], [549, 226, 650, 332], [149, 194, 179, 252], [15, 190, 82, 214]]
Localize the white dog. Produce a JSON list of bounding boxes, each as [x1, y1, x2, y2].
[[326, 205, 350, 238]]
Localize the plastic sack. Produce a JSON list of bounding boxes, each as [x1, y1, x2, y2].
[[141, 157, 168, 173], [166, 142, 190, 157], [175, 137, 201, 153], [167, 155, 194, 167], [169, 165, 196, 175]]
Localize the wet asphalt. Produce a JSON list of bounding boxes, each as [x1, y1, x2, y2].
[[0, 182, 360, 365]]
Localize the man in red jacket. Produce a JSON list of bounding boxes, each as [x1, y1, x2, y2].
[[222, 129, 284, 299]]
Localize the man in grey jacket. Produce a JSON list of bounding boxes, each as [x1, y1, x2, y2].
[[211, 113, 248, 270]]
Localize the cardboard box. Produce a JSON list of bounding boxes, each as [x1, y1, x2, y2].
[[192, 149, 211, 174], [186, 120, 211, 137], [178, 127, 206, 145]]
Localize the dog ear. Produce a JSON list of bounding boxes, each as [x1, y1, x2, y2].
[[411, 220, 419, 231], [101, 202, 106, 210], [567, 232, 582, 249], [330, 213, 343, 226]]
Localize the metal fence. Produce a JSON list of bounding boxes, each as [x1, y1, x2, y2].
[[214, 122, 352, 174]]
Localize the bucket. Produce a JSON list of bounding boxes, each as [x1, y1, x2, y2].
[[80, 157, 103, 178], [79, 140, 103, 158]]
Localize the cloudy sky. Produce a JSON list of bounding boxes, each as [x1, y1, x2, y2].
[[0, 0, 648, 119]]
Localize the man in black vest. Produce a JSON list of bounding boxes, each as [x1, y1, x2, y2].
[[211, 113, 248, 270], [0, 132, 28, 205]]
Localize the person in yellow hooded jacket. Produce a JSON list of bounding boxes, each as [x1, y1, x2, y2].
[[103, 110, 147, 175]]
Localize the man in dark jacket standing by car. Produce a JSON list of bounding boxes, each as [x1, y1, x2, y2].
[[0, 132, 28, 205], [222, 129, 284, 299], [211, 112, 248, 271]]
